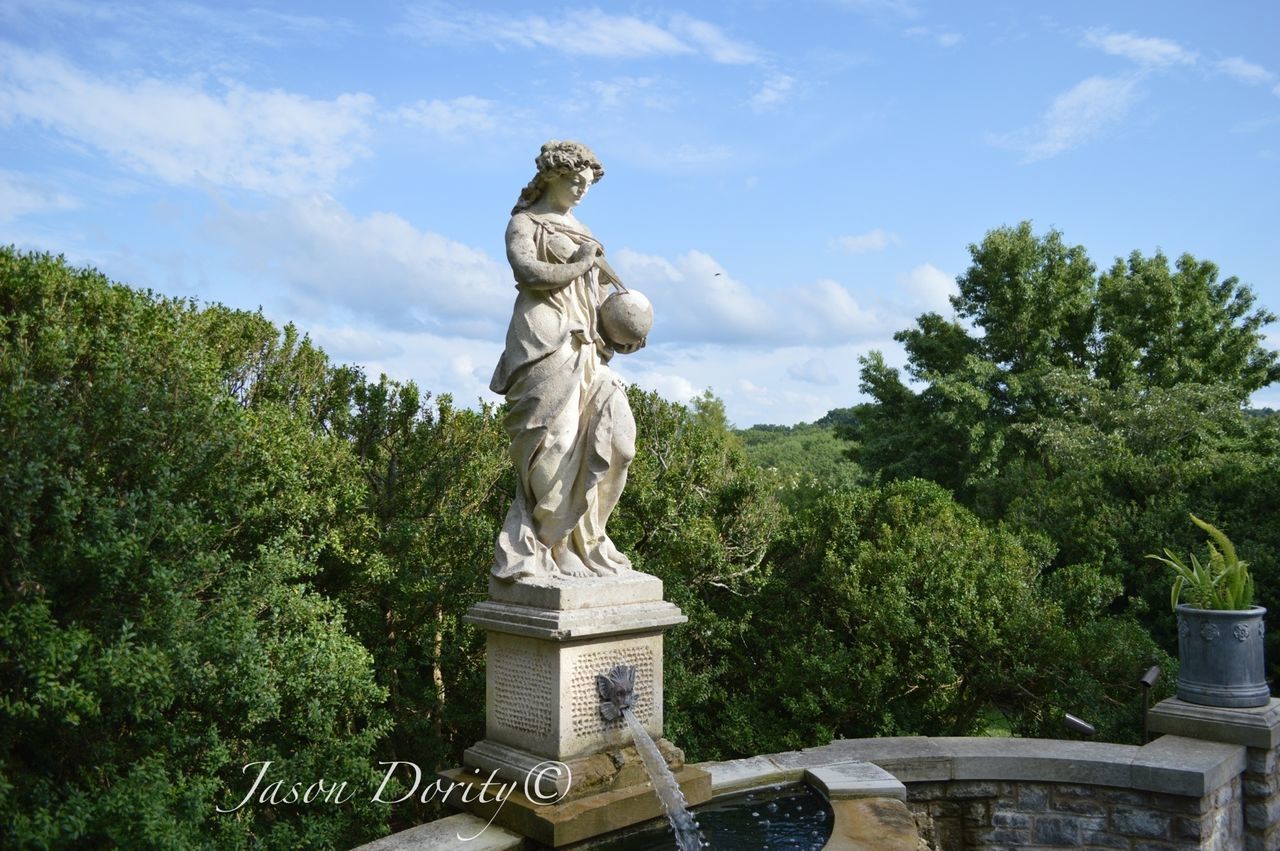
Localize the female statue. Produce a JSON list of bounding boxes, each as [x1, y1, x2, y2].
[[490, 141, 646, 581]]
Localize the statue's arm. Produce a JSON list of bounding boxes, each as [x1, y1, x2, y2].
[[506, 215, 598, 290]]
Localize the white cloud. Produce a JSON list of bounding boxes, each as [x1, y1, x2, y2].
[[0, 170, 79, 221], [307, 324, 406, 362], [614, 247, 774, 343], [904, 26, 962, 48], [619, 341, 884, 426], [1217, 57, 1274, 85], [302, 321, 501, 403], [993, 75, 1140, 163], [0, 46, 373, 195], [899, 263, 955, 312], [832, 228, 901, 254], [0, 1, 355, 71], [669, 14, 761, 65], [788, 357, 839, 386], [792, 279, 881, 338], [401, 5, 759, 65], [588, 77, 660, 110], [396, 96, 499, 136], [750, 74, 797, 112], [613, 249, 883, 346], [632, 371, 700, 406], [212, 195, 510, 335], [1083, 29, 1196, 67]]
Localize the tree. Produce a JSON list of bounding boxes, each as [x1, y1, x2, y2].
[[611, 388, 787, 758], [0, 249, 390, 847], [842, 223, 1280, 671], [847, 223, 1277, 504], [318, 379, 511, 829], [701, 480, 1167, 750]]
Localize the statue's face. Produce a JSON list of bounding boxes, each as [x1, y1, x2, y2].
[[546, 166, 594, 209]]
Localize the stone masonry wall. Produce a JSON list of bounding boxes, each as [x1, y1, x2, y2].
[[905, 777, 1242, 851], [1243, 746, 1280, 851]]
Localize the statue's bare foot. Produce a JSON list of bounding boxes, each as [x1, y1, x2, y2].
[[552, 546, 594, 578]]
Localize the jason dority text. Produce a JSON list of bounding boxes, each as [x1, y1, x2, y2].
[[217, 759, 571, 842]]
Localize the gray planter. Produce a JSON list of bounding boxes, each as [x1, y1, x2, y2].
[[1176, 604, 1270, 708]]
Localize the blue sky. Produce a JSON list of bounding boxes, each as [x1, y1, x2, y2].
[[3, 1, 1278, 425]]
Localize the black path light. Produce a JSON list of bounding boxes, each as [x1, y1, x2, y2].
[[1063, 713, 1096, 738]]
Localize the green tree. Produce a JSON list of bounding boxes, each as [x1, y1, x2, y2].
[[319, 378, 511, 828], [843, 223, 1279, 672], [847, 223, 1278, 507], [701, 480, 1167, 751], [0, 249, 389, 848]]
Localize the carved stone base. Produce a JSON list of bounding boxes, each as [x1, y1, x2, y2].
[[463, 575, 686, 762], [439, 764, 712, 848]]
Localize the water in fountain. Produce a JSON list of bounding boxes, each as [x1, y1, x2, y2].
[[621, 707, 705, 851], [589, 784, 831, 850]]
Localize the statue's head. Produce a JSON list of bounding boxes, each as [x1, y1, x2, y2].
[[512, 140, 604, 215]]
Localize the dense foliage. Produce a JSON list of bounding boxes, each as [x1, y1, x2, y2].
[[843, 222, 1280, 669], [0, 251, 389, 847]]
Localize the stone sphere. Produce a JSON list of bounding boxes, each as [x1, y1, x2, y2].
[[599, 290, 653, 346]]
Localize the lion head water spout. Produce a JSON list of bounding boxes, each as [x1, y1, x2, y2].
[[598, 665, 705, 850]]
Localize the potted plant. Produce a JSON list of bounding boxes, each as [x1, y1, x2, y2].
[[1148, 514, 1270, 708]]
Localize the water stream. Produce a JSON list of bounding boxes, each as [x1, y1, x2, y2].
[[597, 665, 705, 850], [621, 707, 705, 851]]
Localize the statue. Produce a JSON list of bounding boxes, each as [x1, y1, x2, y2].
[[490, 141, 652, 581]]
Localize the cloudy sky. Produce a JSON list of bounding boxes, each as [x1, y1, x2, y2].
[[3, 1, 1278, 425]]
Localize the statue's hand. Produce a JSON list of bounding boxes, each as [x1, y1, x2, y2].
[[569, 242, 601, 265], [612, 338, 646, 355]]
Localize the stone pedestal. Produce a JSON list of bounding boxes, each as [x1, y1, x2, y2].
[[1149, 696, 1280, 851], [457, 572, 709, 832]]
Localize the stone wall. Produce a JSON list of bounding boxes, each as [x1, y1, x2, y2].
[[701, 727, 1256, 851], [906, 777, 1241, 850], [367, 697, 1280, 849], [1242, 746, 1280, 851], [1148, 697, 1280, 851]]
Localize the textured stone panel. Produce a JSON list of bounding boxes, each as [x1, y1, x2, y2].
[[489, 646, 554, 739]]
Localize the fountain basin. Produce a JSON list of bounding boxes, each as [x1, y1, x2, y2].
[[560, 783, 833, 850]]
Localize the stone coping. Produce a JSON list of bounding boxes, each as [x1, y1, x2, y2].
[[805, 762, 907, 801], [698, 733, 1245, 800], [1148, 696, 1280, 750]]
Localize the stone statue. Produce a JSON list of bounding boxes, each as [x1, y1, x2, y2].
[[490, 140, 651, 581]]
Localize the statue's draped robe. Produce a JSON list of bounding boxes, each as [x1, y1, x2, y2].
[[490, 213, 635, 579]]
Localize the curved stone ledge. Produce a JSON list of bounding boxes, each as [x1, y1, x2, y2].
[[362, 699, 1280, 849], [699, 733, 1244, 799]]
